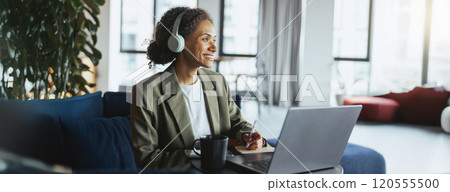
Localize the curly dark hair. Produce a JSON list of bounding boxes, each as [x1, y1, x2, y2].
[[147, 7, 213, 65]]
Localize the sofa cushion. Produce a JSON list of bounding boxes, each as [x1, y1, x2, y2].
[[380, 87, 450, 125], [343, 96, 400, 122], [26, 91, 104, 120], [24, 91, 104, 147], [340, 143, 386, 174], [0, 92, 105, 166], [103, 92, 130, 118], [59, 117, 136, 171], [0, 104, 63, 165], [0, 92, 104, 166]]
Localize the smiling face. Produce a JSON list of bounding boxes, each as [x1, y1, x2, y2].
[[181, 19, 217, 68]]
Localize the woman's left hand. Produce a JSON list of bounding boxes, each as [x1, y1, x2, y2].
[[243, 132, 263, 150]]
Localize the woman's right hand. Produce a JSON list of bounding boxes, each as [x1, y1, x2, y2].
[[243, 132, 263, 150]]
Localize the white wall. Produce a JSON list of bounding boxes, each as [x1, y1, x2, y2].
[[299, 0, 334, 106], [107, 0, 123, 92], [96, 0, 111, 92]]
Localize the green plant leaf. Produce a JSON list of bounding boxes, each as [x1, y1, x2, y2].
[[85, 20, 98, 34], [80, 47, 99, 66], [82, 86, 91, 94], [64, 0, 77, 17], [43, 19, 58, 44], [71, 0, 82, 9], [86, 41, 102, 60], [82, 0, 100, 15], [0, 0, 102, 99], [79, 63, 91, 71], [5, 39, 15, 59], [84, 7, 100, 25], [76, 11, 86, 30], [94, 0, 105, 6], [75, 30, 88, 47], [73, 74, 88, 86]]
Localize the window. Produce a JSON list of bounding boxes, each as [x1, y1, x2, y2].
[[218, 0, 260, 95], [120, 0, 154, 53], [369, 0, 426, 94], [428, 0, 450, 89], [333, 0, 372, 61], [110, 0, 197, 91], [120, 0, 197, 53], [219, 0, 259, 56], [155, 0, 197, 22], [330, 0, 450, 97], [331, 0, 372, 97]]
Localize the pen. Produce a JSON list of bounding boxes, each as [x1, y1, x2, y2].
[[246, 120, 257, 148]]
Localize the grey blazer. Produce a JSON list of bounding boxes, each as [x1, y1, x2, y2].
[[130, 63, 252, 169]]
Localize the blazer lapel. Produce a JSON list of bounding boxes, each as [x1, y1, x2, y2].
[[198, 69, 220, 136], [162, 64, 195, 148]]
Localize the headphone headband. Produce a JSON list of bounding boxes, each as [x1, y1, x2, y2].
[[172, 11, 187, 36], [168, 10, 188, 53]]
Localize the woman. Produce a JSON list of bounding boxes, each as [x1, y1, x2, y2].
[[131, 7, 264, 170]]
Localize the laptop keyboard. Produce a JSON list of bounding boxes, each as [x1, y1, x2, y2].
[[243, 159, 270, 172]]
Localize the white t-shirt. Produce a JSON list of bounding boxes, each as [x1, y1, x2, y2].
[[179, 79, 212, 139]]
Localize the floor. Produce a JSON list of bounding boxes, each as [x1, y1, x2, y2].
[[239, 101, 450, 174]]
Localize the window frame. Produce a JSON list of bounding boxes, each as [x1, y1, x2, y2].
[[334, 0, 373, 62], [219, 0, 260, 57], [119, 0, 152, 53], [120, 0, 198, 54]]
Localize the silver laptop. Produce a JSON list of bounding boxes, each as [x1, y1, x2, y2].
[[227, 105, 362, 174]]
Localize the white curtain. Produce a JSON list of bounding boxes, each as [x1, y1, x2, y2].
[[256, 0, 303, 107]]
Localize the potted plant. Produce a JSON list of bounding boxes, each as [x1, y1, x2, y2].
[[0, 0, 105, 100], [334, 65, 362, 105]]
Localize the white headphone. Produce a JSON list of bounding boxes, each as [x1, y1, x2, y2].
[[168, 11, 187, 53]]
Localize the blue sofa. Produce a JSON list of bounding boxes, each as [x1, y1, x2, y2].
[[0, 92, 385, 174]]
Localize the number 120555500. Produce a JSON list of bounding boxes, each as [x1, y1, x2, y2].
[[372, 178, 439, 189]]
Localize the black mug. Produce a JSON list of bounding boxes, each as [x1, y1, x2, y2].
[[192, 135, 228, 170]]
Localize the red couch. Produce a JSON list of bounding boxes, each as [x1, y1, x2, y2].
[[344, 87, 450, 126]]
